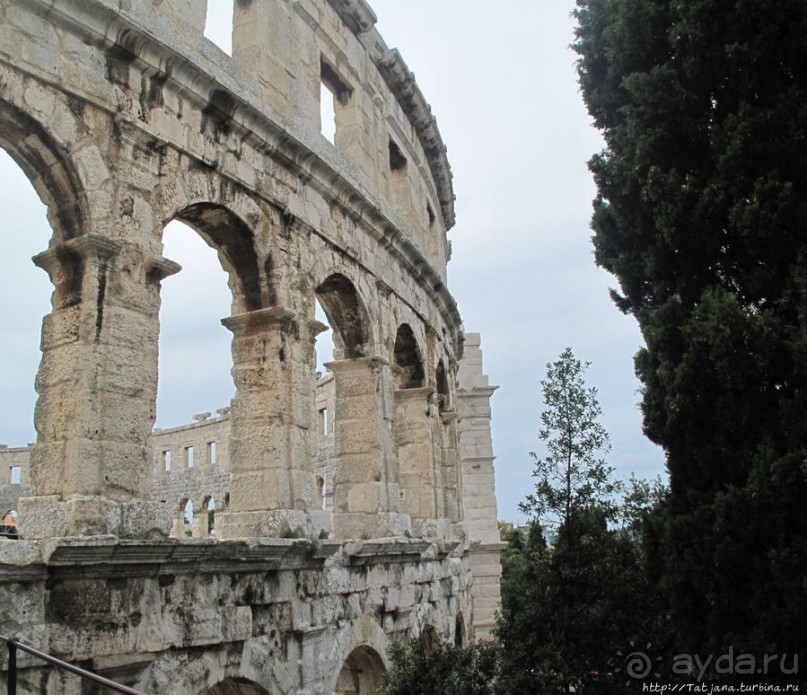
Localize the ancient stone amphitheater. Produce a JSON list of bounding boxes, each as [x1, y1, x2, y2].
[[0, 1, 501, 692]]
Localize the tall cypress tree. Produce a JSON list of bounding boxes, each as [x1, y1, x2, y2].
[[574, 0, 807, 657]]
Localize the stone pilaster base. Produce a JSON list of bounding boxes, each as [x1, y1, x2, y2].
[[216, 509, 331, 540], [332, 512, 411, 540], [469, 541, 507, 640], [17, 496, 174, 540]]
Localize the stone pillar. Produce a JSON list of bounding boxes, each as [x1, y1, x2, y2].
[[215, 308, 324, 538], [328, 357, 410, 539], [457, 333, 505, 639], [395, 387, 450, 539], [17, 235, 176, 539], [438, 408, 463, 533]]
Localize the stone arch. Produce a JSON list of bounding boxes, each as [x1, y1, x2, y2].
[[0, 97, 87, 243], [393, 323, 425, 389], [170, 497, 193, 538], [327, 615, 390, 694], [169, 203, 262, 313], [334, 646, 387, 695], [454, 612, 466, 647], [315, 273, 371, 359], [0, 509, 19, 539], [202, 677, 272, 695]]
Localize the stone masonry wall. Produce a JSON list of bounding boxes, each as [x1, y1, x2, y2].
[[0, 0, 502, 690]]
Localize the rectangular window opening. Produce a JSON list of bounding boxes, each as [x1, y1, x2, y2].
[[320, 59, 352, 144], [427, 203, 436, 227], [320, 83, 337, 144], [318, 407, 329, 437], [208, 441, 218, 465], [186, 446, 194, 468], [163, 450, 172, 472], [203, 5, 233, 55], [10, 466, 21, 485], [389, 138, 407, 172]]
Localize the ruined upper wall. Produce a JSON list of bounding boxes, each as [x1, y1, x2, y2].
[[14, 0, 455, 274]]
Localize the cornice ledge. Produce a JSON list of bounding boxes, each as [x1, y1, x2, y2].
[[377, 48, 456, 230], [325, 0, 378, 34]]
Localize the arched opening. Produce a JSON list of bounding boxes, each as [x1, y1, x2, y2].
[[171, 497, 194, 538], [206, 495, 216, 535], [204, 677, 271, 695], [1, 510, 19, 539], [454, 613, 466, 648], [0, 149, 55, 449], [393, 324, 425, 389], [182, 498, 193, 537], [156, 205, 259, 429], [334, 645, 386, 695], [315, 274, 369, 359], [315, 299, 336, 374]]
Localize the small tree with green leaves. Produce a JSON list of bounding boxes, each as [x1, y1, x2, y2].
[[520, 347, 621, 531], [381, 637, 499, 695]]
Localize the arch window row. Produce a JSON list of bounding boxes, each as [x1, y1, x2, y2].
[[1, 133, 462, 541]]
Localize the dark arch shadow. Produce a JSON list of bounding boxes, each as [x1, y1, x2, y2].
[[393, 324, 425, 389], [173, 203, 262, 312], [454, 612, 466, 647], [0, 98, 86, 242], [335, 645, 386, 694], [315, 273, 370, 359]]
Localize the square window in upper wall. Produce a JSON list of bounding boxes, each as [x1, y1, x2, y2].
[[163, 450, 172, 472], [186, 446, 194, 468], [10, 466, 21, 485], [208, 441, 217, 465]]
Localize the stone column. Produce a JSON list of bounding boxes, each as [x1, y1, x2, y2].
[[395, 387, 449, 539], [18, 235, 176, 539], [438, 408, 463, 534], [216, 308, 324, 538], [457, 333, 505, 639], [327, 357, 410, 539]]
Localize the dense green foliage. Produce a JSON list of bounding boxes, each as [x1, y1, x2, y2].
[[380, 637, 498, 695], [574, 0, 807, 655]]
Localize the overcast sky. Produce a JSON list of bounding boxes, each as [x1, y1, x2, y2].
[[0, 1, 665, 521]]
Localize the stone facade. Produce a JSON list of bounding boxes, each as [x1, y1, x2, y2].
[[0, 0, 501, 692]]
